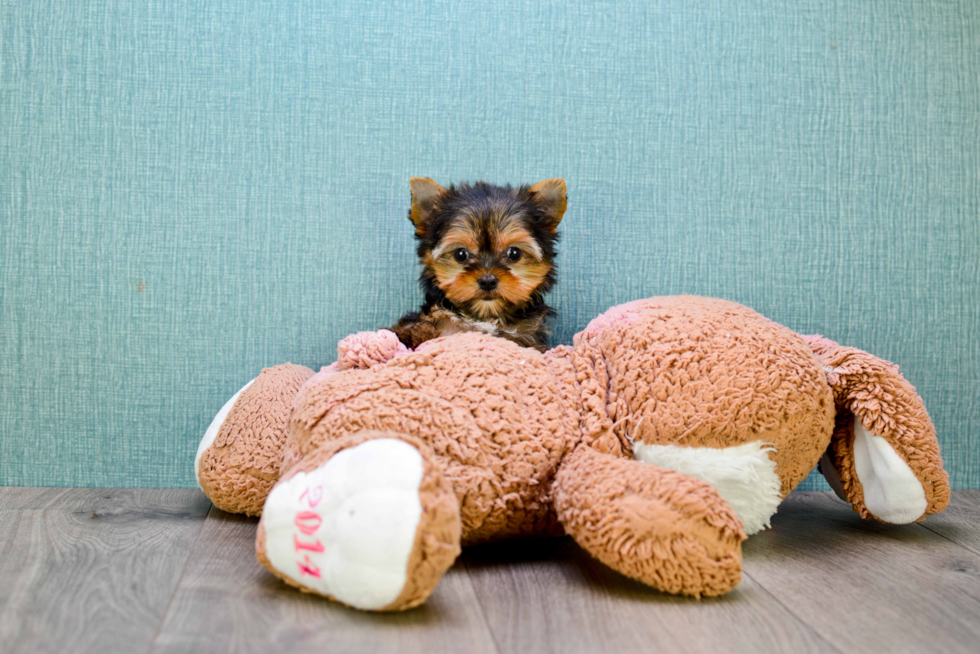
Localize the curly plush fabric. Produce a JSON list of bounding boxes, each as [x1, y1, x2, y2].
[[198, 363, 313, 516], [554, 445, 744, 597], [337, 329, 409, 371], [575, 296, 836, 497], [282, 297, 835, 556], [288, 333, 571, 544], [196, 295, 948, 608], [804, 335, 950, 522]]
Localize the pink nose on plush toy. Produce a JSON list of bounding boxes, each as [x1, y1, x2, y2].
[[336, 329, 408, 370]]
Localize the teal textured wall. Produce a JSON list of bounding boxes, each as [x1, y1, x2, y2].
[[1, 1, 978, 489]]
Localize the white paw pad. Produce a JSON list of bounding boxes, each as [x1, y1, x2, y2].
[[262, 439, 424, 610]]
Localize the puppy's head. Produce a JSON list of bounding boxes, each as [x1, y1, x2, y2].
[[408, 178, 566, 320]]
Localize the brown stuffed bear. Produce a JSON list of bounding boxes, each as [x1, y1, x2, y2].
[[196, 295, 949, 611]]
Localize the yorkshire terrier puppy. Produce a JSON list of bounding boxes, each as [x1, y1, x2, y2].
[[391, 177, 567, 351]]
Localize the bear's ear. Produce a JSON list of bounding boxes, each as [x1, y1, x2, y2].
[[528, 178, 567, 233], [803, 334, 950, 524], [409, 177, 446, 236]]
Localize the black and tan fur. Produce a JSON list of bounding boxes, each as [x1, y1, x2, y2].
[[391, 178, 566, 351]]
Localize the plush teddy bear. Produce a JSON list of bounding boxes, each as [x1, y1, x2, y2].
[[195, 295, 949, 612]]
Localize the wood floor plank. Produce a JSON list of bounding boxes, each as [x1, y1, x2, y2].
[[149, 508, 500, 654], [919, 490, 980, 556], [0, 488, 211, 654], [462, 536, 837, 654], [3, 488, 976, 653], [742, 491, 980, 654]]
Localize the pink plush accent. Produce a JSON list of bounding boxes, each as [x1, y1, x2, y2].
[[337, 329, 409, 371]]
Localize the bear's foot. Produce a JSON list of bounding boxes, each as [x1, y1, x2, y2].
[[256, 432, 461, 611]]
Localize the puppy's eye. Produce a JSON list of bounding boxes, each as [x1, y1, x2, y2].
[[506, 247, 522, 262], [453, 248, 470, 263]]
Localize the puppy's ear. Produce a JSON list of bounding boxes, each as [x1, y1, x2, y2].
[[409, 177, 446, 235], [528, 178, 567, 232]]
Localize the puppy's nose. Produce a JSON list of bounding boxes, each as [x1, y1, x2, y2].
[[478, 274, 498, 291]]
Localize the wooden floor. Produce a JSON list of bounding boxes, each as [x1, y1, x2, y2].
[[0, 490, 977, 654]]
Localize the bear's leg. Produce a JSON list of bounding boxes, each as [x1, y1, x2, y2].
[[196, 363, 315, 515], [803, 335, 950, 523], [553, 446, 746, 598], [256, 431, 461, 611]]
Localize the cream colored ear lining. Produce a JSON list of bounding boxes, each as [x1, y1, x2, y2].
[[851, 421, 928, 524]]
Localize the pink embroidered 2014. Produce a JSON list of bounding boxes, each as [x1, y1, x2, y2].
[[297, 555, 321, 578], [295, 511, 322, 535], [294, 485, 325, 577], [294, 535, 325, 553], [299, 485, 323, 507]]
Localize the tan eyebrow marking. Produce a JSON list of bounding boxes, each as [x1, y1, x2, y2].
[[431, 227, 479, 260], [494, 222, 543, 260]]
